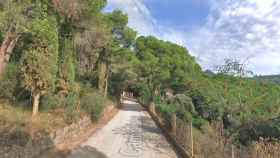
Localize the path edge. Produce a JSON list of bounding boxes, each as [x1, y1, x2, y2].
[[139, 101, 192, 158]]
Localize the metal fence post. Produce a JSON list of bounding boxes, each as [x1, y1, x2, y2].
[[231, 145, 235, 158], [190, 121, 194, 157], [149, 102, 155, 115], [171, 114, 177, 136]]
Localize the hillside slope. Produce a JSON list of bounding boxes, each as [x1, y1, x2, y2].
[[253, 75, 280, 84]]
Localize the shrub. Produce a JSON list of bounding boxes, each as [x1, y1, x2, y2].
[[177, 111, 192, 122], [189, 88, 223, 122], [172, 94, 196, 114], [64, 91, 80, 123], [237, 119, 280, 144], [40, 94, 61, 111], [134, 83, 151, 105], [192, 116, 208, 129], [81, 92, 106, 121], [79, 82, 94, 98], [0, 31, 3, 42], [0, 63, 19, 100], [155, 103, 176, 128]]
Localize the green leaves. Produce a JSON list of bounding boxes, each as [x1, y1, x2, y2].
[[87, 0, 107, 14], [107, 10, 128, 30], [135, 36, 201, 93], [20, 5, 59, 95]]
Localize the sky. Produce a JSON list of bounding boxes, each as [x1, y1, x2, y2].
[[105, 0, 280, 75]]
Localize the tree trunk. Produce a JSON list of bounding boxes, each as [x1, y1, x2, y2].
[[32, 93, 41, 117], [0, 30, 19, 77], [98, 61, 107, 94], [104, 70, 108, 97], [97, 48, 109, 97]]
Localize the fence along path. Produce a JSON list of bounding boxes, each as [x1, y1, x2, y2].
[[149, 102, 280, 158]]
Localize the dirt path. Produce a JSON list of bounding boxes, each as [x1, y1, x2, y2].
[[67, 100, 179, 158]]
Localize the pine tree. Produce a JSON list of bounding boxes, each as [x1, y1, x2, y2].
[[20, 2, 59, 117]]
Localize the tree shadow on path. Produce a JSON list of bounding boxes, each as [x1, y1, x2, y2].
[[112, 114, 180, 158], [67, 146, 108, 158], [39, 146, 108, 158]]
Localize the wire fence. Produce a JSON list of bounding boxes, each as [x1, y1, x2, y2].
[[149, 103, 280, 158]]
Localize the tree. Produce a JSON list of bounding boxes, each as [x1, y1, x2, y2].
[[104, 10, 138, 97], [109, 47, 140, 97], [0, 0, 31, 77], [52, 0, 107, 95], [80, 10, 134, 97], [135, 36, 201, 99], [20, 3, 59, 117]]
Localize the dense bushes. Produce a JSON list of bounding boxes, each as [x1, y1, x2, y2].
[[237, 118, 280, 144], [64, 91, 80, 123], [81, 91, 106, 121], [170, 94, 196, 120], [134, 83, 151, 105], [154, 93, 208, 128], [0, 63, 19, 100], [40, 94, 61, 110], [136, 73, 280, 144], [40, 82, 107, 123], [155, 103, 176, 128]]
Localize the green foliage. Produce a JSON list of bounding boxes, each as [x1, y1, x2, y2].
[[107, 10, 128, 30], [0, 30, 3, 42], [172, 94, 196, 115], [253, 75, 280, 85], [20, 11, 59, 95], [65, 91, 79, 107], [0, 0, 30, 34], [106, 10, 136, 47], [156, 103, 176, 121], [109, 47, 139, 96], [84, 0, 107, 14], [192, 116, 208, 129], [64, 91, 80, 123], [81, 91, 106, 121], [40, 94, 61, 110], [134, 83, 151, 105], [135, 36, 202, 95], [237, 118, 280, 144], [122, 27, 137, 47], [58, 39, 75, 84], [134, 37, 280, 143], [2, 0, 280, 147], [0, 63, 19, 100]]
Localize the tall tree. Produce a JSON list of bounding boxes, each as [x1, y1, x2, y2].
[[99, 10, 137, 97], [52, 0, 107, 95], [0, 0, 30, 77], [135, 36, 202, 98], [75, 10, 131, 97], [20, 2, 59, 117]]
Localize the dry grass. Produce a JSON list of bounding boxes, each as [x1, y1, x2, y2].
[[0, 100, 68, 133], [251, 139, 280, 158], [192, 125, 280, 158], [0, 97, 117, 132]]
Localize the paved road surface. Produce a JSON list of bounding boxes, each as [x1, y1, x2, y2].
[[67, 100, 179, 158]]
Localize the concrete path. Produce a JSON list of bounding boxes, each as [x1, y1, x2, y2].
[[67, 100, 179, 158]]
